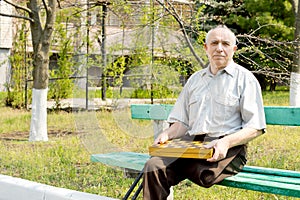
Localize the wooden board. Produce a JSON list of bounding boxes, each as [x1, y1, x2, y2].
[[149, 139, 214, 159]]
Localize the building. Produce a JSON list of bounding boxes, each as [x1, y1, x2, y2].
[[0, 1, 13, 91], [0, 0, 202, 93]]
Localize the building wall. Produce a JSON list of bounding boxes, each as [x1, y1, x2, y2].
[[0, 49, 11, 91], [0, 1, 13, 91]]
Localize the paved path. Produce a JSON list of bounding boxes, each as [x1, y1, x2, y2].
[[47, 98, 175, 110]]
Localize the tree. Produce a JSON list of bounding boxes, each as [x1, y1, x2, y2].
[[156, 0, 296, 92], [290, 0, 300, 106], [195, 0, 295, 91], [155, 0, 206, 68], [0, 0, 57, 141]]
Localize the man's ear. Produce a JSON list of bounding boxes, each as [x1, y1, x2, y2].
[[233, 45, 237, 51], [204, 43, 208, 50]]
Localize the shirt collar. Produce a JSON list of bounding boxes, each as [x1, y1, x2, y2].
[[223, 62, 236, 77], [202, 61, 236, 77], [201, 67, 212, 77]]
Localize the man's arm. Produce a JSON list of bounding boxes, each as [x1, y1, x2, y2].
[[206, 128, 263, 162], [154, 122, 188, 144]]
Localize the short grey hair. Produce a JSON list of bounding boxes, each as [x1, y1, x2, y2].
[[205, 25, 237, 45]]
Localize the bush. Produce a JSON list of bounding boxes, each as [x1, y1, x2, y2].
[[131, 83, 175, 99]]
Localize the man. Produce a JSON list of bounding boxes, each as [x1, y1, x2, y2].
[[142, 25, 266, 200]]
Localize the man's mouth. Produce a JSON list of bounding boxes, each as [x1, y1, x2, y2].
[[213, 55, 225, 59]]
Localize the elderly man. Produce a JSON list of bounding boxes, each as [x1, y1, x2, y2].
[[142, 25, 266, 200]]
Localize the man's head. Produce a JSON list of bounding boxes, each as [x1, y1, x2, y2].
[[204, 25, 237, 74]]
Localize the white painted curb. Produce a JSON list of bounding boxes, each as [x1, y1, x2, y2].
[[0, 174, 117, 200]]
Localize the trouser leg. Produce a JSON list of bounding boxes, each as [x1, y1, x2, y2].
[[143, 156, 184, 200], [185, 145, 247, 187], [143, 145, 247, 199]]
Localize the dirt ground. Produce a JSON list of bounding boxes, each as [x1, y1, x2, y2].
[[0, 130, 75, 141]]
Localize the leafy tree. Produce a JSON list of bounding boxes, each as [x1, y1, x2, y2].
[[0, 0, 57, 141], [290, 0, 300, 105], [194, 0, 294, 91], [48, 21, 75, 110], [6, 22, 31, 108]]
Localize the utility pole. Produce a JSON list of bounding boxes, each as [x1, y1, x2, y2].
[[150, 0, 155, 104], [101, 3, 107, 101], [101, 2, 107, 100], [86, 0, 90, 110]]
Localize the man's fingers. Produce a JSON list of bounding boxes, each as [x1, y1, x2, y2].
[[154, 134, 169, 144], [203, 139, 218, 149], [207, 149, 219, 162]]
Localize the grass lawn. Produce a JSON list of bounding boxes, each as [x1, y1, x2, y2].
[[0, 89, 299, 199]]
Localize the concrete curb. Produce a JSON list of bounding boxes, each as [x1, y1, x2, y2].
[[0, 174, 117, 200]]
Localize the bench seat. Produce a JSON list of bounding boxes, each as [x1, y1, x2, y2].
[[91, 152, 148, 171], [91, 152, 300, 198]]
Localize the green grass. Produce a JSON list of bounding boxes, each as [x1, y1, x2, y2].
[[0, 90, 299, 199], [262, 89, 290, 106]]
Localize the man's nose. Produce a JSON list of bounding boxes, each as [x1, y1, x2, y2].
[[216, 43, 223, 51]]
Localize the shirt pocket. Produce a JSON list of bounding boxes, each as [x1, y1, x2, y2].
[[215, 94, 239, 106], [214, 94, 239, 119]]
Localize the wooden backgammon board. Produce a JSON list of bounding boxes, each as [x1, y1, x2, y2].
[[149, 139, 214, 159]]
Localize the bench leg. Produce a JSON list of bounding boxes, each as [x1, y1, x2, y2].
[[123, 170, 143, 200], [131, 183, 143, 200], [122, 171, 173, 200]]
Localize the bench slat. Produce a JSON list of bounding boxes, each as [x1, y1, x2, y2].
[[235, 172, 300, 185], [243, 165, 300, 178], [131, 104, 173, 120], [130, 104, 300, 126], [91, 152, 149, 171], [220, 176, 300, 198], [264, 106, 300, 126]]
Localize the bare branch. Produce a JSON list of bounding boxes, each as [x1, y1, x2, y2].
[[2, 0, 32, 14], [57, 0, 62, 9], [0, 12, 34, 22], [42, 0, 50, 15], [238, 34, 294, 46], [155, 0, 206, 68], [248, 24, 284, 36], [235, 30, 293, 85]]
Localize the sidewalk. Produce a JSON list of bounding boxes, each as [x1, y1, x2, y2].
[[47, 98, 175, 110]]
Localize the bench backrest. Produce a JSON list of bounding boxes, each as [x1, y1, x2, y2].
[[131, 104, 300, 126]]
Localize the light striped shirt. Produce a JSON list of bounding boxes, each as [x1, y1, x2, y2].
[[168, 62, 266, 137]]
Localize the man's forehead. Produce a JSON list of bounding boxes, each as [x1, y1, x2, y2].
[[207, 28, 235, 43]]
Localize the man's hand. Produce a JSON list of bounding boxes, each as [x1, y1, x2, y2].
[[204, 139, 230, 162], [204, 128, 262, 162], [153, 122, 188, 144], [154, 132, 169, 144]]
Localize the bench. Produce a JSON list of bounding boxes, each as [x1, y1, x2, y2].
[[91, 104, 300, 199]]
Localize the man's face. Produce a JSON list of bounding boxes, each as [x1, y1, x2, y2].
[[204, 28, 237, 72]]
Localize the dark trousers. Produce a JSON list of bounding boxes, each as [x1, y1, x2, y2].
[[142, 143, 247, 200]]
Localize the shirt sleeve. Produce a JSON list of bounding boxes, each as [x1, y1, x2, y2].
[[240, 75, 266, 131], [167, 79, 191, 128]]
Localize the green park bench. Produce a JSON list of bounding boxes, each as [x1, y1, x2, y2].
[[91, 104, 300, 199]]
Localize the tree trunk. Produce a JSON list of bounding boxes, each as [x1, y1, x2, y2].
[[28, 0, 56, 141], [291, 0, 300, 106]]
